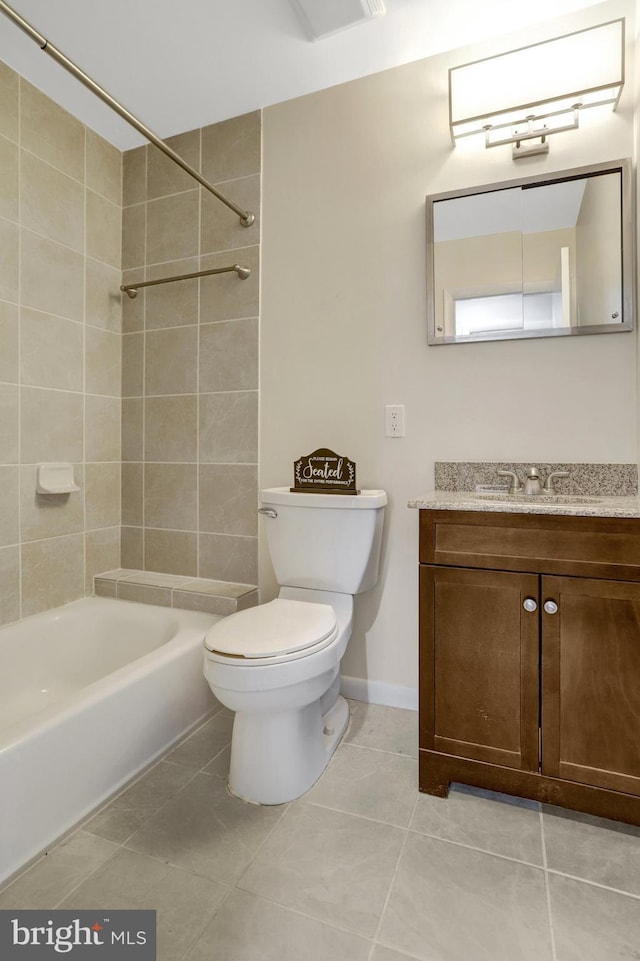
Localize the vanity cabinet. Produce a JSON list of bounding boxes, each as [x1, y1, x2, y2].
[[419, 509, 640, 824]]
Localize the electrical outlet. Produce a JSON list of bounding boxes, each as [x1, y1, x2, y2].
[[385, 404, 405, 437]]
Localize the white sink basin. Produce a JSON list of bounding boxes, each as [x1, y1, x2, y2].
[[472, 493, 600, 505]]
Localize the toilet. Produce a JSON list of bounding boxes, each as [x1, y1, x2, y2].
[[202, 486, 387, 805]]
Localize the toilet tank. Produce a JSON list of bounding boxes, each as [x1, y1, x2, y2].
[[260, 487, 387, 593]]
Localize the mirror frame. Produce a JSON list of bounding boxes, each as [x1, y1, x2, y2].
[[426, 158, 634, 345]]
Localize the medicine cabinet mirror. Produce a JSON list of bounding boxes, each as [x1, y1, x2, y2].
[[426, 159, 633, 345]]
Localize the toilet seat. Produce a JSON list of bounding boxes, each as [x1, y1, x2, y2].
[[204, 598, 338, 661]]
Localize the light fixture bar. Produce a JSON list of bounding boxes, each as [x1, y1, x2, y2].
[[485, 107, 580, 149], [449, 19, 624, 150]]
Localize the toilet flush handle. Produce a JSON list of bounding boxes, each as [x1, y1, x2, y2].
[[258, 507, 278, 519]]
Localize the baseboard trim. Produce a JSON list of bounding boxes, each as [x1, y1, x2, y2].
[[340, 676, 418, 711]]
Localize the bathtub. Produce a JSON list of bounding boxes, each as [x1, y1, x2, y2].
[[0, 596, 221, 885]]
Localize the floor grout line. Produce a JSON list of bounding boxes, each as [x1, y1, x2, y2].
[[540, 808, 559, 961], [545, 868, 640, 902]]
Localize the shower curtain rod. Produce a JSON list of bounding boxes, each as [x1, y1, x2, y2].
[[120, 263, 251, 299], [0, 0, 255, 227]]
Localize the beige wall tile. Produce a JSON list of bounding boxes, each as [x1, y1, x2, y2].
[[85, 462, 121, 530], [86, 259, 123, 333], [20, 308, 84, 391], [0, 302, 19, 383], [20, 464, 84, 542], [94, 577, 118, 598], [121, 269, 145, 334], [122, 332, 144, 397], [121, 525, 143, 569], [117, 581, 172, 606], [145, 395, 197, 463], [122, 205, 146, 270], [86, 129, 122, 205], [85, 396, 121, 462], [86, 326, 122, 397], [147, 130, 201, 200], [171, 590, 237, 615], [21, 229, 84, 321], [200, 246, 259, 322], [0, 466, 19, 546], [144, 463, 197, 531], [199, 532, 258, 584], [201, 111, 261, 182], [145, 326, 198, 395], [0, 384, 18, 464], [0, 217, 19, 303], [20, 80, 85, 181], [87, 190, 121, 268], [0, 62, 18, 143], [0, 545, 20, 625], [199, 464, 257, 535], [121, 463, 143, 526], [146, 190, 198, 264], [199, 317, 258, 392], [21, 532, 85, 617], [118, 115, 259, 594], [145, 258, 199, 329], [123, 146, 147, 206], [122, 569, 195, 587], [144, 528, 197, 577], [20, 150, 85, 252], [199, 391, 258, 463], [0, 137, 18, 221], [201, 174, 260, 255], [122, 398, 143, 462], [85, 527, 121, 594], [21, 387, 83, 464]]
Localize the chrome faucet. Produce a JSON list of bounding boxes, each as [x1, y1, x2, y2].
[[543, 470, 570, 493]]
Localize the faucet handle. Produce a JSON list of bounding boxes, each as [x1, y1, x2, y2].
[[497, 469, 523, 493], [543, 470, 570, 493]]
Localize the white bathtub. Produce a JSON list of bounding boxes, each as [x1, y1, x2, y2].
[[0, 596, 220, 885]]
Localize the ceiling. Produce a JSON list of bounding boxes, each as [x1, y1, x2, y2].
[[0, 0, 606, 150]]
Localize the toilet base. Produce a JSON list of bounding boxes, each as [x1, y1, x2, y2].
[[228, 694, 350, 805]]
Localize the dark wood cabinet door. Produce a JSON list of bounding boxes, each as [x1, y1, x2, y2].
[[542, 575, 640, 796], [420, 565, 539, 772]]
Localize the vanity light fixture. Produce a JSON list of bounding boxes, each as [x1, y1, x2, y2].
[[449, 19, 624, 159]]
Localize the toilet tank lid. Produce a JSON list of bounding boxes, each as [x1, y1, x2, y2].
[[260, 487, 387, 509], [204, 598, 337, 658]]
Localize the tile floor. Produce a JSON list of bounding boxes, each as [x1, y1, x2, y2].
[[1, 700, 639, 960]]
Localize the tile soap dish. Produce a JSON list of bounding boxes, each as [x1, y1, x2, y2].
[[36, 463, 81, 494]]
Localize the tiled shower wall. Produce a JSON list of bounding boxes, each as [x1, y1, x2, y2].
[[0, 62, 122, 627], [120, 112, 260, 585]]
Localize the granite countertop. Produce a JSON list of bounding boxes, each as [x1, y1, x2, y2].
[[408, 490, 640, 519]]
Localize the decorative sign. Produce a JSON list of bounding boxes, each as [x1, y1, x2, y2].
[[291, 448, 359, 494]]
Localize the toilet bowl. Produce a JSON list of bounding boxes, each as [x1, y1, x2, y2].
[[204, 588, 353, 804], [202, 486, 387, 805]]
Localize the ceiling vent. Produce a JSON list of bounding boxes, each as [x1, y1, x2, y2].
[[292, 0, 385, 40]]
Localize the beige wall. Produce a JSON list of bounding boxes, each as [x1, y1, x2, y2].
[[120, 113, 261, 585], [261, 0, 637, 704], [0, 62, 122, 626]]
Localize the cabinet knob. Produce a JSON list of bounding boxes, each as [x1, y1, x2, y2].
[[523, 598, 537, 613], [543, 600, 559, 615]]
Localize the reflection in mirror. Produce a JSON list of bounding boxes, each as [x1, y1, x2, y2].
[[426, 160, 633, 345]]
